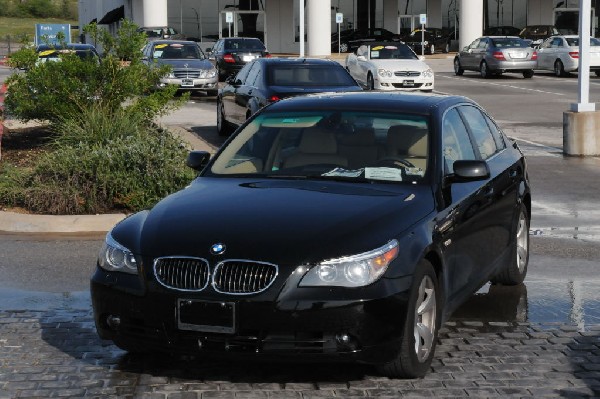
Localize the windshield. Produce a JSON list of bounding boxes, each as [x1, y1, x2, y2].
[[224, 38, 265, 51], [37, 48, 98, 61], [370, 44, 417, 60], [208, 110, 429, 184], [491, 38, 529, 48], [152, 43, 204, 59], [267, 65, 357, 86]]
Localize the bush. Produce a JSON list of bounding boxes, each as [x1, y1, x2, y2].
[[0, 107, 195, 214]]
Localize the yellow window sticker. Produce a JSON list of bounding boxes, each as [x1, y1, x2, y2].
[[155, 44, 168, 49], [38, 50, 57, 57], [372, 46, 384, 51]]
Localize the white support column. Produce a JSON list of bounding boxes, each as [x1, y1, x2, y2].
[[383, 0, 398, 32], [427, 0, 442, 29], [527, 0, 555, 25], [572, 0, 594, 112], [142, 0, 168, 27], [459, 0, 483, 50], [307, 0, 331, 57]]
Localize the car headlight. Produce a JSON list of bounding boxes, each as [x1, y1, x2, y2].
[[422, 68, 434, 78], [378, 69, 393, 78], [206, 69, 217, 78], [98, 232, 138, 274], [298, 240, 399, 287]]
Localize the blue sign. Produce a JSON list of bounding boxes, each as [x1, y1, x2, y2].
[[35, 24, 72, 46]]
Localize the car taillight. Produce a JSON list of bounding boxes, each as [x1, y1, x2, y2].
[[492, 51, 505, 60], [569, 51, 579, 59], [269, 95, 280, 102], [531, 51, 538, 60], [223, 53, 235, 63], [264, 53, 272, 58]]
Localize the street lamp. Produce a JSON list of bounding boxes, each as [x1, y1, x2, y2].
[[192, 7, 201, 42]]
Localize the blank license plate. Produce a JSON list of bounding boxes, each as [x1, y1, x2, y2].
[[178, 299, 235, 333], [181, 79, 194, 87], [510, 52, 526, 59], [403, 80, 415, 87], [242, 55, 256, 62]]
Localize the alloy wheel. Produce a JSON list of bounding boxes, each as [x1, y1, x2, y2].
[[413, 275, 437, 362], [516, 210, 529, 274]]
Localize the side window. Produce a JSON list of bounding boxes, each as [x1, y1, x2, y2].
[[482, 113, 507, 150], [245, 62, 261, 86], [477, 39, 487, 49], [442, 108, 477, 174], [458, 106, 498, 160], [469, 39, 480, 49]]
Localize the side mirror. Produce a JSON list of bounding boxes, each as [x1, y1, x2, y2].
[[357, 55, 366, 61], [186, 150, 211, 171], [452, 160, 490, 181], [418, 55, 425, 61]]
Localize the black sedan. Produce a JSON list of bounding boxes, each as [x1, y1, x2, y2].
[[216, 57, 362, 136], [332, 28, 401, 53], [207, 37, 270, 81], [91, 92, 531, 379]]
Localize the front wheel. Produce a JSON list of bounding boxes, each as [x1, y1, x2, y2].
[[491, 203, 530, 285], [522, 69, 534, 79], [377, 259, 440, 379], [339, 42, 349, 53], [554, 59, 565, 77], [217, 99, 231, 137], [454, 58, 464, 76]]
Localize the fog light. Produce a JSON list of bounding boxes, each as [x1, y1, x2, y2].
[[336, 333, 350, 344], [106, 315, 121, 330], [335, 333, 358, 351], [381, 83, 389, 87]]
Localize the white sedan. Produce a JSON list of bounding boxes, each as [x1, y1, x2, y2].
[[536, 35, 600, 77], [345, 42, 434, 91]]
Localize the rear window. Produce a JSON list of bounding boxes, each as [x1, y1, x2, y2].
[[268, 65, 357, 87], [491, 38, 529, 48], [224, 39, 265, 51], [566, 37, 600, 46]]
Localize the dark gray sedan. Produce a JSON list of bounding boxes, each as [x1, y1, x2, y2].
[[454, 36, 537, 79]]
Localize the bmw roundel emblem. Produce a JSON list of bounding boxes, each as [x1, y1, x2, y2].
[[210, 243, 226, 255]]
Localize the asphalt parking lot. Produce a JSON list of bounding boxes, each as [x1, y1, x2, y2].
[[2, 57, 600, 398]]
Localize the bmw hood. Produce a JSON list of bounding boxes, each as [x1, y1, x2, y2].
[[113, 178, 434, 266], [155, 58, 214, 70]]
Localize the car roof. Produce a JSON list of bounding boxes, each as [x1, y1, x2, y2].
[[362, 41, 409, 47], [221, 37, 264, 41], [149, 40, 198, 45], [257, 57, 343, 66], [266, 91, 473, 115]]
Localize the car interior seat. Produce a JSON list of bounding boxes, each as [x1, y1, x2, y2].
[[337, 128, 379, 169], [282, 127, 348, 169], [385, 125, 428, 170]]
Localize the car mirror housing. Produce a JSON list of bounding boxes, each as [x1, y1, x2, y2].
[[186, 151, 211, 171], [357, 55, 366, 61], [452, 160, 490, 181]]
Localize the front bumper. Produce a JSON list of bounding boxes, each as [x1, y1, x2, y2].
[[159, 77, 218, 91], [375, 76, 434, 91], [91, 267, 413, 364]]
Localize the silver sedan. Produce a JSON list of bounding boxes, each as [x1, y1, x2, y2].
[[454, 36, 537, 79], [536, 35, 600, 77]]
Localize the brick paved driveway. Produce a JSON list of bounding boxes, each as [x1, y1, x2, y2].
[[2, 305, 600, 398]]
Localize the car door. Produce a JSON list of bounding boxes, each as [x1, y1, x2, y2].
[[461, 38, 480, 69], [356, 45, 371, 86], [536, 37, 553, 69], [233, 60, 262, 123], [222, 61, 252, 126], [346, 45, 366, 86]]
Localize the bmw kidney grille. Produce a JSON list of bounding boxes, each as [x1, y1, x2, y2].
[[154, 257, 210, 291]]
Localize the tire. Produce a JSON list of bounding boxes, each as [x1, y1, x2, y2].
[[429, 44, 435, 54], [480, 61, 491, 79], [491, 203, 530, 285], [217, 99, 231, 137], [367, 73, 375, 90], [217, 65, 227, 82], [377, 259, 440, 379], [554, 59, 565, 77], [453, 58, 464, 76], [443, 42, 450, 54], [339, 42, 349, 53], [522, 69, 534, 79]]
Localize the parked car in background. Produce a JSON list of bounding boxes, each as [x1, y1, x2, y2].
[[484, 26, 522, 36], [535, 35, 600, 76], [454, 36, 537, 78], [519, 25, 560, 46], [345, 42, 434, 91], [331, 28, 401, 53], [36, 43, 100, 64], [142, 40, 218, 95], [207, 37, 270, 82], [402, 28, 449, 54], [138, 26, 187, 41], [91, 91, 530, 379], [217, 57, 361, 135]]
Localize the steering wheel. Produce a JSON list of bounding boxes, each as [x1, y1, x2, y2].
[[373, 157, 415, 168]]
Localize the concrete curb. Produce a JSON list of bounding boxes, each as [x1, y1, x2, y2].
[[0, 211, 126, 234]]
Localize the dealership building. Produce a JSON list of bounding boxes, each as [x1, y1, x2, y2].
[[78, 0, 598, 55]]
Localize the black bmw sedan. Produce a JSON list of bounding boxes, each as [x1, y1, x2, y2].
[[217, 57, 361, 136], [91, 92, 530, 379]]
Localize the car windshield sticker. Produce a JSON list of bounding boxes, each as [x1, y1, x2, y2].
[[385, 46, 398, 50], [153, 51, 164, 58], [371, 51, 380, 58], [406, 167, 425, 176], [322, 168, 364, 178], [39, 50, 56, 57], [372, 46, 384, 51], [365, 167, 403, 181], [155, 44, 168, 49], [170, 44, 184, 48]]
